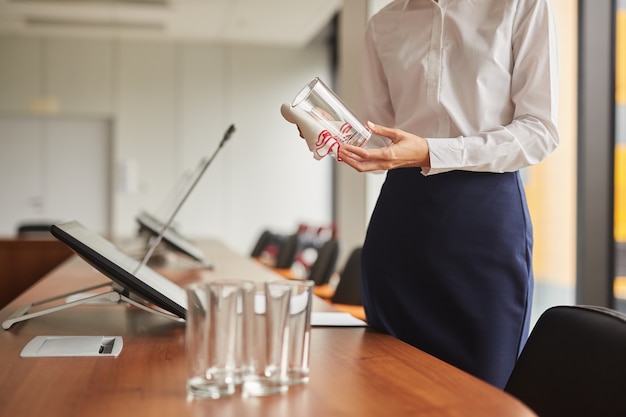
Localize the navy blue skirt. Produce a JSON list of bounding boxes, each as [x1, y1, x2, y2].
[[361, 168, 533, 389]]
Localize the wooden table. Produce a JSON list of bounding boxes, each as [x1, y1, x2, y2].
[[0, 240, 536, 417]]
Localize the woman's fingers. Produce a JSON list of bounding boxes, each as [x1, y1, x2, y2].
[[367, 121, 401, 143], [337, 121, 428, 172], [340, 143, 368, 159], [338, 144, 393, 172]]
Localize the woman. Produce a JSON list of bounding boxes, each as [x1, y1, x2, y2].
[[336, 0, 559, 388]]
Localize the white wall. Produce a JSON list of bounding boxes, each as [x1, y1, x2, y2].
[[0, 35, 334, 256]]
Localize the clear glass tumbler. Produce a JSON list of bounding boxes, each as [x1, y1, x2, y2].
[[291, 77, 372, 147]]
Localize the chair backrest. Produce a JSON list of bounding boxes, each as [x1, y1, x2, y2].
[[331, 247, 362, 306], [274, 233, 300, 269], [504, 305, 626, 417], [250, 230, 274, 258], [250, 230, 299, 269], [306, 238, 339, 286]]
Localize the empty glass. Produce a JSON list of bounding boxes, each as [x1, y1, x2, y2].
[[282, 279, 314, 385], [185, 280, 242, 399], [291, 77, 372, 147], [241, 281, 292, 396]]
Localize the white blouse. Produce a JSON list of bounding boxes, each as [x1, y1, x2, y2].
[[358, 0, 560, 175]]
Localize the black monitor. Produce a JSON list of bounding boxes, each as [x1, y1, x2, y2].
[[136, 210, 210, 267], [50, 220, 187, 319]]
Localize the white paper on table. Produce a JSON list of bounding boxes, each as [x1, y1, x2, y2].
[[311, 312, 368, 327]]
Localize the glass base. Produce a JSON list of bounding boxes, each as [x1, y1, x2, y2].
[[242, 377, 288, 397], [285, 369, 310, 385], [187, 377, 235, 399]]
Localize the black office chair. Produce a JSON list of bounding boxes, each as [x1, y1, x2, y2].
[[274, 233, 300, 269], [250, 230, 274, 258], [331, 247, 362, 306], [504, 305, 626, 417], [250, 230, 299, 269], [306, 238, 339, 286]]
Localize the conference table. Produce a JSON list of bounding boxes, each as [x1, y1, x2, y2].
[[0, 239, 537, 417]]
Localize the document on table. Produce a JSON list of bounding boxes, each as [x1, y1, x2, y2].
[[311, 312, 367, 327]]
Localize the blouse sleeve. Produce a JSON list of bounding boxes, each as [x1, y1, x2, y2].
[[426, 0, 560, 175]]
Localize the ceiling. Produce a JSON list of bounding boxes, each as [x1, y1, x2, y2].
[[0, 0, 342, 47]]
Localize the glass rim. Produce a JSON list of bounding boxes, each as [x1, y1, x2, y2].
[[291, 77, 322, 108]]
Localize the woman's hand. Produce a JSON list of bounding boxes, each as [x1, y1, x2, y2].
[[337, 121, 431, 172]]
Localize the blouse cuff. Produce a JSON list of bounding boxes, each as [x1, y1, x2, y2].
[[423, 137, 464, 175]]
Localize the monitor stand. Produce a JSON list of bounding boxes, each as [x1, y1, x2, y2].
[[2, 281, 183, 330]]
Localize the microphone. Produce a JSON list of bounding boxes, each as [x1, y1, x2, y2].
[[135, 124, 236, 272]]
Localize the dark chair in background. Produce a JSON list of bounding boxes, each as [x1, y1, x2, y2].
[[274, 233, 300, 269], [312, 246, 365, 321], [306, 238, 339, 286], [331, 247, 362, 306], [328, 247, 365, 321], [250, 230, 274, 258], [251, 223, 336, 279], [504, 305, 626, 417], [250, 230, 299, 269]]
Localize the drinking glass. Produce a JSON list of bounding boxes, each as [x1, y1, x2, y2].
[[291, 77, 372, 147]]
